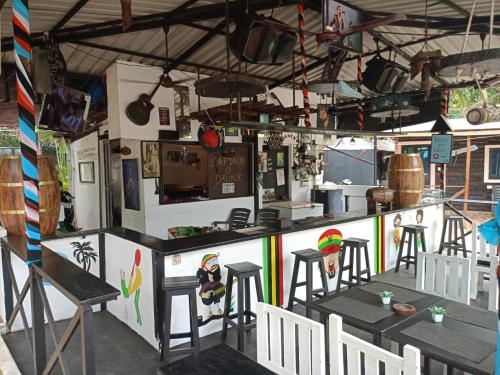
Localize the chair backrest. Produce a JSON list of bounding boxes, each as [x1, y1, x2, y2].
[[328, 314, 420, 375], [329, 314, 420, 375], [472, 224, 497, 261], [228, 208, 251, 229], [488, 255, 499, 311], [416, 252, 471, 304], [256, 302, 325, 375], [256, 208, 280, 228]]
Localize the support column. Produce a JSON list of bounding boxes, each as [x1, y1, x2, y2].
[[12, 0, 41, 263]]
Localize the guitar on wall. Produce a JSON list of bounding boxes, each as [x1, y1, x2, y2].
[[125, 73, 189, 126]]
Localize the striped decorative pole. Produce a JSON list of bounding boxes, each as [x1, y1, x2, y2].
[[12, 0, 41, 264], [357, 55, 364, 131], [297, 0, 311, 128]]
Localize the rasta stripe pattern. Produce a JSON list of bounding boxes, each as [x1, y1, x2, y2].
[[262, 234, 284, 306], [13, 0, 41, 263], [297, 0, 311, 128], [357, 56, 364, 131]]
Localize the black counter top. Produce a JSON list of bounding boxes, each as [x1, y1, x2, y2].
[[1, 236, 120, 306], [102, 198, 447, 256]]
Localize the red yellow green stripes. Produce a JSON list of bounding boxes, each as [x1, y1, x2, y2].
[[262, 234, 284, 306], [374, 216, 386, 273]]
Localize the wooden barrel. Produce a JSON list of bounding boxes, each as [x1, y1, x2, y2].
[[0, 156, 61, 235], [388, 154, 424, 208], [366, 187, 394, 204]]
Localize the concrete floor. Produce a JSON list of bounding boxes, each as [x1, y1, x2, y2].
[[3, 268, 491, 375]]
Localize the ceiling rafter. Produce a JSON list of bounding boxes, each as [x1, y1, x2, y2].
[[438, 0, 470, 17], [51, 0, 90, 33]]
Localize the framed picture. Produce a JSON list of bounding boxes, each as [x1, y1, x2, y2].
[[258, 152, 268, 173], [317, 104, 335, 129], [141, 141, 160, 178], [122, 159, 140, 210], [225, 128, 239, 136], [78, 161, 95, 183], [484, 145, 500, 183]]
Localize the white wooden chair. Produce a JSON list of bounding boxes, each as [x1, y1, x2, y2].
[[416, 252, 471, 304], [471, 224, 499, 311], [256, 302, 325, 375], [329, 314, 420, 375]]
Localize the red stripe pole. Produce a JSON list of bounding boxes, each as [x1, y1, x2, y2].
[[357, 55, 364, 131], [297, 0, 311, 127]]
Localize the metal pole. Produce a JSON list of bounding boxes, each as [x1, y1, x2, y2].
[[373, 136, 378, 185], [12, 0, 41, 264]]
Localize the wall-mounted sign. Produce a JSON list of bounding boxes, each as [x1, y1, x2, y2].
[[158, 107, 170, 126], [430, 134, 453, 164]]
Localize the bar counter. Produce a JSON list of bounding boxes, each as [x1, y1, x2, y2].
[[1, 198, 445, 352]]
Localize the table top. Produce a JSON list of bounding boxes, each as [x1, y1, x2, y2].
[[308, 281, 444, 335], [157, 344, 275, 375], [383, 300, 497, 375]]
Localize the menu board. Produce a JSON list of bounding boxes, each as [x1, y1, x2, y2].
[[431, 134, 453, 164], [207, 144, 252, 199]]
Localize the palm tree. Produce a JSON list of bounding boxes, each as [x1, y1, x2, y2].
[[71, 241, 98, 272]]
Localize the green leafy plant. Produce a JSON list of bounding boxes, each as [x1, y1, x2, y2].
[[429, 306, 446, 315], [378, 291, 393, 298]]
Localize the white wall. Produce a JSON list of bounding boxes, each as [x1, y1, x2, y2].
[[71, 131, 101, 230]]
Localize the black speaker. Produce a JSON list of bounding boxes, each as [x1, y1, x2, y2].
[[230, 16, 297, 65], [362, 54, 408, 94]]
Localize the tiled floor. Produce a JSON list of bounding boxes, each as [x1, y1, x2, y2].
[[2, 268, 492, 374]]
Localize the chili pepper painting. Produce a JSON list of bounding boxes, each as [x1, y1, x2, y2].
[[120, 249, 143, 326]]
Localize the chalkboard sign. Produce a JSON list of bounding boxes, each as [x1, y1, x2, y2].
[[208, 144, 252, 199], [431, 134, 453, 164], [262, 145, 289, 201]]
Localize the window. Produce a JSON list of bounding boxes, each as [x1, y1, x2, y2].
[[174, 86, 191, 139], [484, 145, 500, 183]]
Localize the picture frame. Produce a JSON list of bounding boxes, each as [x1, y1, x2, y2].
[[141, 141, 160, 179], [224, 128, 239, 136], [123, 159, 141, 211], [78, 161, 95, 183]]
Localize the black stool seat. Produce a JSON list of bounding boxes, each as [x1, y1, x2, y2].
[[163, 276, 198, 289], [292, 248, 325, 260], [222, 262, 263, 351], [225, 261, 262, 274], [161, 276, 200, 363], [439, 216, 467, 258], [336, 238, 371, 292], [288, 249, 329, 318], [395, 224, 427, 277]]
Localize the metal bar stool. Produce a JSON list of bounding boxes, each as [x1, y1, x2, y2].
[[438, 215, 467, 257], [161, 276, 200, 363], [336, 238, 372, 292], [395, 224, 427, 276], [287, 249, 329, 318], [221, 262, 263, 351]]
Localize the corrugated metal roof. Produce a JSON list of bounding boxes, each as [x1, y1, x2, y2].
[[1, 0, 499, 92]]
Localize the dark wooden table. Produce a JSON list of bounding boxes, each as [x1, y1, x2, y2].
[[383, 300, 497, 375], [157, 344, 275, 374], [308, 281, 444, 346]]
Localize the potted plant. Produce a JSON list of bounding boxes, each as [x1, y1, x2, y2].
[[430, 306, 446, 323], [378, 291, 393, 305]]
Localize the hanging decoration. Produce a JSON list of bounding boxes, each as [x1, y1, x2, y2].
[[121, 0, 133, 31], [357, 56, 364, 131], [297, 0, 311, 128], [12, 0, 41, 263]]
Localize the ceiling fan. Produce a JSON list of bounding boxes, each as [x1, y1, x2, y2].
[[125, 25, 190, 126]]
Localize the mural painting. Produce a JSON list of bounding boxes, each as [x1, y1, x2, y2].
[[71, 240, 98, 271], [393, 214, 402, 252], [416, 209, 424, 249], [120, 249, 143, 326], [196, 253, 226, 322], [318, 229, 343, 278]]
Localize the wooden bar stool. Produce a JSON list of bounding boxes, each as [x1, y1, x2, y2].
[[439, 216, 467, 258], [287, 249, 329, 318], [336, 238, 372, 292], [161, 276, 200, 363], [221, 262, 263, 351], [395, 224, 427, 276]]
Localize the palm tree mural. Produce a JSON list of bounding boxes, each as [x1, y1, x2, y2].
[[71, 241, 98, 272]]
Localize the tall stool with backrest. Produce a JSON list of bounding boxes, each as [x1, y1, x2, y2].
[[395, 224, 427, 276], [161, 276, 200, 363], [221, 261, 263, 351], [439, 215, 467, 257], [287, 249, 329, 318], [213, 208, 251, 230], [336, 238, 372, 292]]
